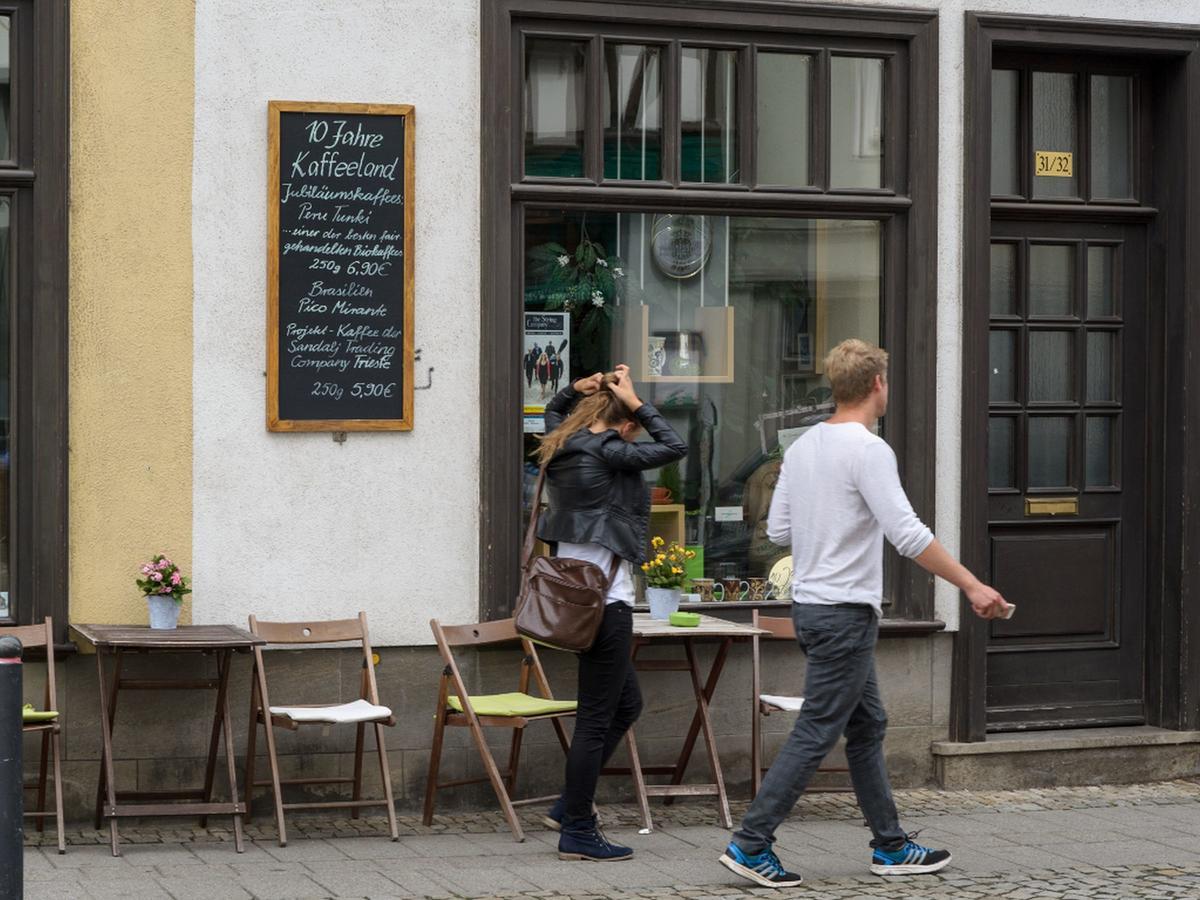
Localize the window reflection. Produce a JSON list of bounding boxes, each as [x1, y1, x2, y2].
[[524, 39, 587, 178], [681, 48, 739, 183], [522, 210, 880, 589], [604, 44, 662, 181]]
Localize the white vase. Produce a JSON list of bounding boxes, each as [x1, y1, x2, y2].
[[147, 595, 181, 630], [647, 587, 681, 620], [647, 336, 667, 377]]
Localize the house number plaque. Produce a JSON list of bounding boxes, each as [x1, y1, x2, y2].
[[1035, 150, 1073, 178]]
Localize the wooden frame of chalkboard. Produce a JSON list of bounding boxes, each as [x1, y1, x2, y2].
[[267, 100, 415, 431]]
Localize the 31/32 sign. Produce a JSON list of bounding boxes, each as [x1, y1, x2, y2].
[[1035, 150, 1073, 178]]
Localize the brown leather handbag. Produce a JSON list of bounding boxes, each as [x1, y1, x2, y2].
[[514, 466, 620, 653]]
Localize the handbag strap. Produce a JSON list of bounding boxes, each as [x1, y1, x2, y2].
[[523, 465, 627, 590], [521, 465, 548, 571]]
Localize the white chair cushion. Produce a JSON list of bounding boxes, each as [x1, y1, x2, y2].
[[760, 694, 804, 712], [270, 698, 392, 724]]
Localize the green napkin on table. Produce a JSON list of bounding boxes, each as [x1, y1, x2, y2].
[[21, 703, 58, 722]]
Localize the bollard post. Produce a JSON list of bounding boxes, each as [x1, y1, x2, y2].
[[0, 635, 22, 900]]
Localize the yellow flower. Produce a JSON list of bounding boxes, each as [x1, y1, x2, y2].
[[641, 563, 649, 571], [651, 536, 664, 548]]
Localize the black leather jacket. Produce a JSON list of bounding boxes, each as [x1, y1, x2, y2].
[[536, 385, 687, 564]]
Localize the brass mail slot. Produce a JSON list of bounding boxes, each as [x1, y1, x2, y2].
[[1025, 496, 1079, 516]]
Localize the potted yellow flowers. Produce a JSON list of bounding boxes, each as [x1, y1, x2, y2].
[[641, 537, 697, 620]]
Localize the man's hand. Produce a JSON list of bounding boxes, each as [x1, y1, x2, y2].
[[966, 582, 1010, 620], [573, 372, 604, 395]]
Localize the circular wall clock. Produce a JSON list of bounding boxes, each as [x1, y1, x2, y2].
[[649, 213, 713, 279]]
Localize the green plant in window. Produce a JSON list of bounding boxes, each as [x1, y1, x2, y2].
[[527, 229, 625, 343], [657, 459, 682, 503]]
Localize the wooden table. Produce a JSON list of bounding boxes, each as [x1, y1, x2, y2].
[[605, 613, 765, 832], [70, 624, 265, 856]]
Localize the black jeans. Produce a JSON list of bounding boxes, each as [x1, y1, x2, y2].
[[562, 602, 643, 825], [733, 603, 906, 855]]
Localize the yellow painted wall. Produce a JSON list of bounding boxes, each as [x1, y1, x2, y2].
[[69, 1, 195, 626]]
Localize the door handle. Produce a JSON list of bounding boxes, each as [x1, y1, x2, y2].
[[1024, 496, 1078, 516]]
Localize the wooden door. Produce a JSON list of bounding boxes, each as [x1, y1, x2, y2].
[[984, 220, 1147, 730]]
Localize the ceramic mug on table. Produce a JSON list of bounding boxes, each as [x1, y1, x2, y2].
[[746, 577, 769, 602], [720, 577, 749, 601], [691, 578, 718, 603]]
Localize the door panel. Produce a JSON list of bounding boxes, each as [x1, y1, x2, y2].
[[985, 220, 1146, 731]]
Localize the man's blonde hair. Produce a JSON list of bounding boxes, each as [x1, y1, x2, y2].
[[824, 339, 888, 406]]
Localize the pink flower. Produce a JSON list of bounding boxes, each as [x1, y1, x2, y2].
[[159, 586, 172, 594], [156, 560, 169, 571], [150, 572, 163, 582], [141, 565, 152, 575], [170, 572, 182, 586]]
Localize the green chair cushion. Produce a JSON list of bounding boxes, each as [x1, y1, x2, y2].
[[22, 704, 58, 722], [447, 692, 576, 718]]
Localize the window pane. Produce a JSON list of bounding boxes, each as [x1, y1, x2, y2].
[[1029, 244, 1075, 317], [989, 416, 1016, 489], [1091, 75, 1132, 199], [0, 18, 9, 160], [756, 53, 812, 186], [989, 330, 1016, 403], [1032, 72, 1078, 199], [1087, 245, 1115, 318], [1029, 331, 1075, 403], [524, 39, 587, 178], [991, 70, 1020, 195], [1086, 416, 1115, 487], [604, 44, 662, 181], [681, 47, 739, 183], [830, 57, 883, 189], [990, 242, 1017, 316], [522, 210, 880, 587], [1028, 416, 1073, 488], [1087, 331, 1116, 403], [0, 198, 9, 618]]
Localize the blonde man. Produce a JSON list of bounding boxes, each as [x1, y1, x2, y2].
[[720, 339, 1010, 888]]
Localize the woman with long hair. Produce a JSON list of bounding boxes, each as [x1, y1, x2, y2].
[[536, 351, 552, 399], [534, 364, 687, 861]]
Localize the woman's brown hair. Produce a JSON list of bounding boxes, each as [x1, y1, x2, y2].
[[534, 374, 637, 466]]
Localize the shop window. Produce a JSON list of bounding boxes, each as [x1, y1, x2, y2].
[[0, 1, 69, 632], [522, 210, 879, 589], [486, 2, 937, 621]]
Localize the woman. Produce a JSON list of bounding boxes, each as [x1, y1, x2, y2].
[[534, 364, 687, 862], [536, 351, 552, 399]]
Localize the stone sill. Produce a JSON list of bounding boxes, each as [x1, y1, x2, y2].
[[631, 600, 946, 637], [933, 725, 1200, 756]]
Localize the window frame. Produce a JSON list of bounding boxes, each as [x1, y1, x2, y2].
[[0, 0, 69, 641], [482, 0, 939, 623]]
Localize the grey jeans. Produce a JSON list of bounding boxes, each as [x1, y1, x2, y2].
[[732, 603, 906, 854]]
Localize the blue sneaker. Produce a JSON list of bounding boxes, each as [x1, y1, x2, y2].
[[557, 815, 632, 862], [718, 842, 803, 888], [541, 796, 565, 831], [870, 835, 952, 875]]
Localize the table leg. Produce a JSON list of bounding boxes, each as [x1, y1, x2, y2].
[[622, 727, 653, 833], [665, 638, 731, 799], [684, 638, 733, 829], [93, 648, 123, 856], [199, 651, 225, 828], [215, 650, 246, 852]]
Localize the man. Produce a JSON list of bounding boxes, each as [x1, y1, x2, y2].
[[719, 339, 1011, 888]]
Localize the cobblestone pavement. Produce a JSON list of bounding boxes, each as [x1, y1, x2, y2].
[[22, 779, 1200, 898]]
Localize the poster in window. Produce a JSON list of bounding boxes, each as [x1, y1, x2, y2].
[[523, 312, 570, 413]]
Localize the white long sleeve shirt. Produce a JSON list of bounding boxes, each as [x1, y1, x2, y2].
[[767, 421, 934, 615]]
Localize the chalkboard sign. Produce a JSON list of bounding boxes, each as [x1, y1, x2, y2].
[[267, 101, 414, 431]]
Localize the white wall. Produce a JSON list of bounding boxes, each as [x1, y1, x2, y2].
[[192, 0, 1198, 643], [192, 0, 481, 645]]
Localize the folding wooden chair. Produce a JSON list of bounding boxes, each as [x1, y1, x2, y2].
[[244, 612, 398, 846], [751, 611, 851, 797], [424, 618, 576, 842], [1, 617, 65, 853]]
